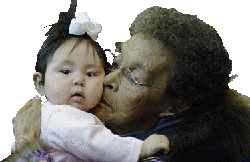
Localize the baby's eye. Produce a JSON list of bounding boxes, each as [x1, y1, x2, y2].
[[86, 71, 98, 77], [60, 70, 71, 75]]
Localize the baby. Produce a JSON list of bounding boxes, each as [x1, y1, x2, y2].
[[13, 10, 170, 161]]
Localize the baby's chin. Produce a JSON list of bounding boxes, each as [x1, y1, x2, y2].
[[50, 100, 95, 112], [89, 103, 113, 122], [71, 102, 92, 112]]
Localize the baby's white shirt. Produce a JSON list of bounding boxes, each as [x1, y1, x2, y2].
[[40, 101, 143, 162]]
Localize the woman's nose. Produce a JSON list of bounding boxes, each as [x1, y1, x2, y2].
[[104, 69, 120, 92]]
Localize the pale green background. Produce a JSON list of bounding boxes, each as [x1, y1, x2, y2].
[[0, 0, 249, 160]]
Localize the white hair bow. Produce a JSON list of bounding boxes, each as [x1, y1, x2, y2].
[[69, 12, 102, 40]]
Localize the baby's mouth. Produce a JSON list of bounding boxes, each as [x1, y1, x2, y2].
[[71, 93, 84, 101], [72, 93, 83, 97]]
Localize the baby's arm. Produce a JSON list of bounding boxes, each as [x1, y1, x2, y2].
[[44, 105, 170, 161], [140, 134, 170, 159], [43, 105, 143, 161]]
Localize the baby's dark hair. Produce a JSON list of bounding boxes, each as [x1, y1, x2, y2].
[[35, 0, 110, 84], [130, 6, 232, 111]]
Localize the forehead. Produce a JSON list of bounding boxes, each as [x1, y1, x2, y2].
[[50, 38, 102, 67], [126, 34, 163, 46], [121, 34, 168, 67]]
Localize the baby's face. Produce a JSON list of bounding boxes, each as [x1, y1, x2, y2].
[[41, 38, 105, 111]]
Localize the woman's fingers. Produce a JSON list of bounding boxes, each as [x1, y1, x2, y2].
[[12, 95, 42, 124], [31, 95, 42, 111], [18, 95, 41, 112], [12, 97, 42, 151], [19, 99, 33, 112]]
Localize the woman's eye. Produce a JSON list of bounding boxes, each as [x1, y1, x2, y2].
[[86, 72, 97, 77], [112, 62, 121, 70], [60, 70, 71, 75], [123, 68, 136, 82]]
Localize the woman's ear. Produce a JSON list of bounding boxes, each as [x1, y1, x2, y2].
[[115, 42, 122, 53], [159, 100, 174, 117], [159, 99, 190, 117], [33, 72, 45, 96]]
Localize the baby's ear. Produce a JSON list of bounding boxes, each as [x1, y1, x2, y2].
[[33, 72, 45, 96]]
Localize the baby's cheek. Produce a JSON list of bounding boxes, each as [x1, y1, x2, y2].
[[87, 86, 103, 107], [45, 84, 69, 104]]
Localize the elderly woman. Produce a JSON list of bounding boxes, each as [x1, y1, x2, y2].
[[6, 5, 250, 162]]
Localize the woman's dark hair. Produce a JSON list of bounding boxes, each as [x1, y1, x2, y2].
[[35, 0, 110, 84], [130, 6, 232, 111]]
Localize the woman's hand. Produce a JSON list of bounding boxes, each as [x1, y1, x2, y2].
[[12, 95, 42, 152], [3, 96, 43, 161]]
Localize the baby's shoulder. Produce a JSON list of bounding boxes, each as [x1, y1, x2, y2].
[[42, 104, 101, 127]]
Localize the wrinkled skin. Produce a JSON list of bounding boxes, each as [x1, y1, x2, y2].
[[5, 96, 43, 162], [92, 34, 173, 134], [13, 96, 42, 151]]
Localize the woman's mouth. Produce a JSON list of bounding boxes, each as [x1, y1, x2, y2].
[[89, 99, 114, 121], [100, 99, 113, 110]]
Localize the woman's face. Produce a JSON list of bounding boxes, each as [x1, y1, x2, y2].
[[93, 34, 173, 134]]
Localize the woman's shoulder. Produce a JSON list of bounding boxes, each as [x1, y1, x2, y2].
[[172, 143, 237, 162], [170, 89, 250, 161], [141, 142, 237, 162], [223, 89, 250, 160]]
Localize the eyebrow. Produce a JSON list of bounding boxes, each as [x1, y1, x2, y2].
[[84, 63, 99, 69], [121, 61, 144, 72], [59, 60, 99, 69], [131, 62, 144, 70], [58, 60, 74, 66], [117, 53, 144, 70]]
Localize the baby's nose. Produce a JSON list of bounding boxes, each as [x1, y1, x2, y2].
[[74, 80, 84, 86], [73, 75, 85, 86]]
